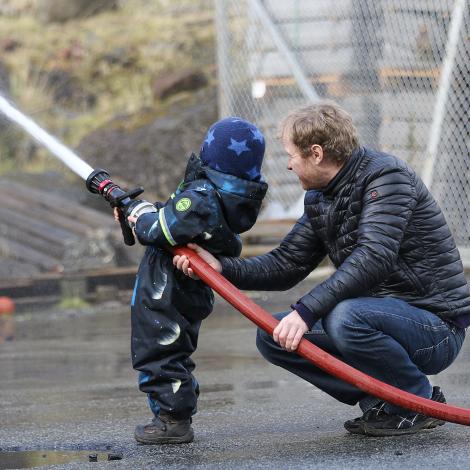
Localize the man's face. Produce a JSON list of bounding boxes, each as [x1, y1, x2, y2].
[[283, 137, 322, 190]]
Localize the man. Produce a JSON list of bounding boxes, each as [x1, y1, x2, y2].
[[173, 101, 470, 437]]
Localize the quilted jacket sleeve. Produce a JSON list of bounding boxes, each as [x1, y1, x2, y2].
[[134, 189, 217, 247], [296, 167, 418, 327], [220, 213, 327, 291]]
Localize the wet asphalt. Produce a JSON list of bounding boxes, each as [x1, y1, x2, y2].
[[1, 284, 470, 469]]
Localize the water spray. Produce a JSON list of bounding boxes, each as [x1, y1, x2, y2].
[[0, 95, 153, 245], [0, 95, 93, 179], [1, 95, 470, 426]]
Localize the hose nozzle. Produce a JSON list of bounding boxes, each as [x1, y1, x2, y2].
[[85, 169, 146, 246], [86, 169, 144, 208]]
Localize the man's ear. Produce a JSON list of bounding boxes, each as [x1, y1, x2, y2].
[[311, 144, 324, 164]]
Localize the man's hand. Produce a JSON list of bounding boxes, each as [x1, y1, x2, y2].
[[273, 310, 308, 352], [173, 243, 222, 279]]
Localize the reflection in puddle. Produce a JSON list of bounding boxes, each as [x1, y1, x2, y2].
[[197, 379, 295, 410], [0, 450, 122, 469], [200, 397, 235, 408], [200, 383, 234, 393], [244, 380, 280, 390]]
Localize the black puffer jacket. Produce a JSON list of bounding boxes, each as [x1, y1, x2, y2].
[[220, 147, 470, 329]]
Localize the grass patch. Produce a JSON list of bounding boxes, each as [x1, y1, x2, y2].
[[58, 296, 90, 310]]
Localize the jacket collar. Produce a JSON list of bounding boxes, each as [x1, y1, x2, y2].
[[321, 147, 365, 197], [183, 153, 268, 233]]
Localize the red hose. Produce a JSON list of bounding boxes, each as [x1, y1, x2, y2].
[[173, 246, 470, 426]]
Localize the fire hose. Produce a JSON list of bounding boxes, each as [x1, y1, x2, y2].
[[173, 246, 470, 426], [84, 169, 470, 425], [1, 94, 469, 426]]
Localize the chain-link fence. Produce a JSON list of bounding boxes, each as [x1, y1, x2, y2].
[[215, 0, 470, 248]]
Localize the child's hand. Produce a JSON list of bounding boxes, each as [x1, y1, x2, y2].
[[173, 254, 200, 280], [187, 243, 222, 272], [173, 243, 222, 278], [114, 208, 137, 231]]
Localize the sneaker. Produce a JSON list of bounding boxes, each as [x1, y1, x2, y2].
[[361, 386, 446, 437], [134, 414, 194, 444], [344, 387, 446, 436], [344, 401, 387, 435]]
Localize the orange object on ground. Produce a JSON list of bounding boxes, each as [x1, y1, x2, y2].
[[0, 296, 15, 315], [173, 246, 470, 426]]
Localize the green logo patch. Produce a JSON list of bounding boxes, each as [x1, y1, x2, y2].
[[176, 197, 192, 212]]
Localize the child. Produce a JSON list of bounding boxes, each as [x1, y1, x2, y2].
[[123, 117, 267, 444]]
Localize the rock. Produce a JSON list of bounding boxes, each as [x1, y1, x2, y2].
[[0, 38, 21, 53], [151, 69, 208, 101], [42, 68, 96, 109], [100, 47, 137, 68], [57, 39, 86, 62], [77, 87, 218, 202], [0, 61, 10, 95], [36, 0, 118, 23]]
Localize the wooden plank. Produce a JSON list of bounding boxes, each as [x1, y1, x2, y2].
[[0, 222, 65, 259], [0, 179, 114, 228], [0, 265, 138, 299], [0, 207, 80, 246], [242, 219, 295, 244], [0, 236, 62, 271], [0, 192, 95, 237]]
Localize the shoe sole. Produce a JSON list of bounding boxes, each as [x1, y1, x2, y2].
[[362, 418, 445, 437], [134, 428, 194, 445], [344, 423, 366, 435]]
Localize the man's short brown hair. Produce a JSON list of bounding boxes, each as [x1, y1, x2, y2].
[[280, 101, 359, 164]]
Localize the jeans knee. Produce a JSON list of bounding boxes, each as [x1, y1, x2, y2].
[[256, 327, 276, 359], [324, 299, 364, 347]]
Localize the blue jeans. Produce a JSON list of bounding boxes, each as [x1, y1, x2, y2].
[[256, 297, 465, 416]]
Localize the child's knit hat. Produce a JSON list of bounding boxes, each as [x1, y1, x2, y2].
[[199, 117, 265, 181]]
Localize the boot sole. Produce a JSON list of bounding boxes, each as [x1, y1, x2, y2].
[[362, 418, 445, 437], [134, 428, 194, 445]]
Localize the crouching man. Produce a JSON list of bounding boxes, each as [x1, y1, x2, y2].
[[174, 101, 469, 437]]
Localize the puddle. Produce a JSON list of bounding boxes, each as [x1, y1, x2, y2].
[[244, 380, 280, 390], [0, 450, 122, 469]]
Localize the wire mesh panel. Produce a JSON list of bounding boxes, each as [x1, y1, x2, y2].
[[215, 0, 470, 247]]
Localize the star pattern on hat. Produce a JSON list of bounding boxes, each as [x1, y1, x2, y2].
[[227, 138, 250, 156], [251, 128, 264, 143], [246, 165, 261, 180], [204, 129, 215, 146]]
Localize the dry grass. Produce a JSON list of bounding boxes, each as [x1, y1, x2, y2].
[[0, 0, 215, 173]]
